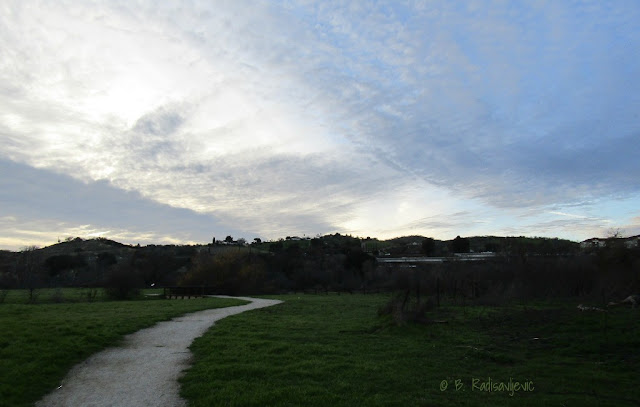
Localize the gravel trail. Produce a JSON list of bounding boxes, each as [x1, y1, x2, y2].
[[36, 296, 282, 407]]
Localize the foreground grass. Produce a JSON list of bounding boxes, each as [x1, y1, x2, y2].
[[181, 294, 639, 407], [0, 290, 247, 407]]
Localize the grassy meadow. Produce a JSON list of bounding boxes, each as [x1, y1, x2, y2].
[[0, 289, 247, 407], [2, 289, 638, 407], [181, 294, 639, 407]]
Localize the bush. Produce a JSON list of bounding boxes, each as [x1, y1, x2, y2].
[[378, 290, 434, 325], [104, 264, 144, 300], [80, 288, 100, 302], [182, 251, 271, 295], [49, 287, 65, 303]]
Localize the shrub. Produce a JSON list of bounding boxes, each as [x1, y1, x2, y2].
[[182, 251, 271, 295], [378, 290, 435, 325], [80, 288, 100, 302], [104, 264, 144, 300], [49, 287, 65, 303]]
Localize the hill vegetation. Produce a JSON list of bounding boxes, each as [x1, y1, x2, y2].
[[0, 234, 637, 305]]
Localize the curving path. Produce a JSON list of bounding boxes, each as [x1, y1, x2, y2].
[[36, 296, 282, 407]]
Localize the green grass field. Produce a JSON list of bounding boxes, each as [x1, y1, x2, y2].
[[181, 294, 640, 406], [0, 289, 247, 407], [2, 291, 638, 407]]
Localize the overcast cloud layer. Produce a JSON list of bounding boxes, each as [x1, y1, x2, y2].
[[1, 1, 639, 250]]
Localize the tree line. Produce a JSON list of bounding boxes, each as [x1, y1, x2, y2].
[[0, 234, 637, 302]]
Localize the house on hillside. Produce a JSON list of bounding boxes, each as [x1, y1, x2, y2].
[[580, 235, 640, 249], [625, 235, 640, 248], [580, 238, 607, 249]]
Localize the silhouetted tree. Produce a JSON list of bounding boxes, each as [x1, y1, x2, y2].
[[18, 246, 43, 302], [104, 263, 144, 300], [45, 254, 87, 278], [97, 252, 117, 268], [422, 238, 436, 256], [269, 241, 284, 253], [183, 251, 270, 295], [451, 236, 470, 253], [96, 252, 117, 283]]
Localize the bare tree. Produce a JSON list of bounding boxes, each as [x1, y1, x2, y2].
[[607, 228, 623, 239], [18, 246, 42, 302]]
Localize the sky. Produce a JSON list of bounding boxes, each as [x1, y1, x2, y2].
[[1, 0, 639, 250]]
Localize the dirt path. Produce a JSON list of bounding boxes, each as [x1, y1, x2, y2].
[[36, 296, 282, 407]]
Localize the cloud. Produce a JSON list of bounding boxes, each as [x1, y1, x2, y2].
[[0, 1, 639, 246], [0, 159, 245, 249], [282, 1, 640, 209], [623, 216, 640, 237], [132, 106, 185, 137]]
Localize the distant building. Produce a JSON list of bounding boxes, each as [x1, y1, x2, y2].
[[580, 235, 640, 249], [580, 238, 607, 249], [625, 235, 640, 248]]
